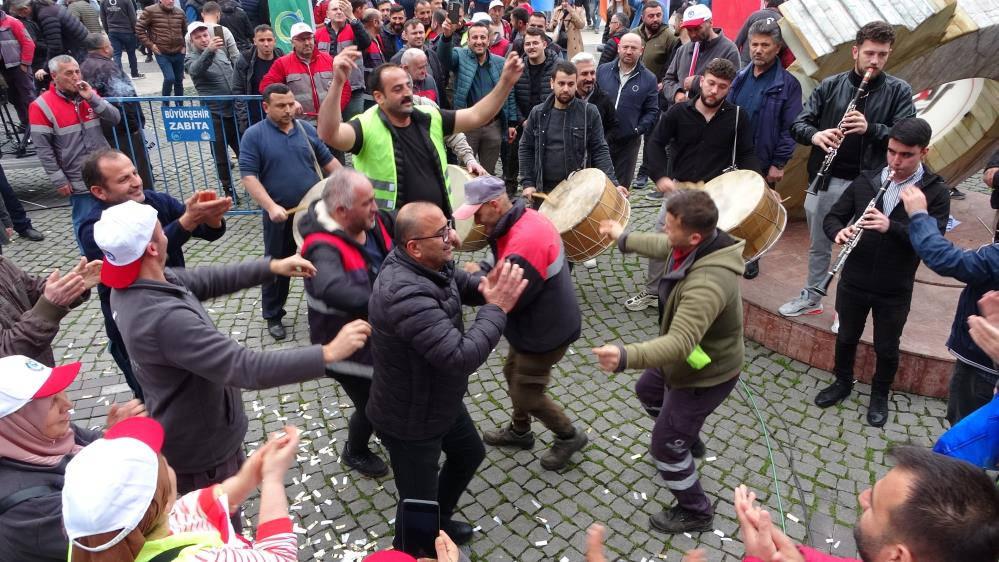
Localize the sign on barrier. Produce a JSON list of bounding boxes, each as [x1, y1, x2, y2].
[[161, 106, 214, 142]]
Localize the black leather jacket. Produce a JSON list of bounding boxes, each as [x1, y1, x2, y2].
[[791, 70, 915, 187]]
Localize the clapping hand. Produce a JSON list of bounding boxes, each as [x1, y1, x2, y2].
[[107, 399, 147, 428], [69, 257, 102, 290], [478, 260, 527, 313]]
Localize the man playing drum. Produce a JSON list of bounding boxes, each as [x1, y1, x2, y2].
[[593, 190, 746, 534], [625, 58, 759, 312], [457, 176, 588, 471], [519, 60, 627, 209]]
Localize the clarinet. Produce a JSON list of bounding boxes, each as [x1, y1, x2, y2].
[[804, 67, 875, 196], [810, 171, 894, 297]]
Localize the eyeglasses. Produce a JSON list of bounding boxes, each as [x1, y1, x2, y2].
[[409, 219, 453, 244]]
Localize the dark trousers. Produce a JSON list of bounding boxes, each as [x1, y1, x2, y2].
[[635, 369, 738, 517], [109, 31, 141, 77], [99, 289, 144, 401], [379, 407, 486, 548], [154, 52, 185, 98], [502, 126, 522, 195], [503, 344, 573, 436], [0, 163, 32, 232], [610, 134, 641, 189], [175, 447, 245, 531], [633, 130, 655, 186], [210, 112, 241, 192], [1, 66, 35, 136], [261, 216, 296, 320], [328, 370, 375, 452], [946, 360, 998, 425], [833, 281, 912, 395]]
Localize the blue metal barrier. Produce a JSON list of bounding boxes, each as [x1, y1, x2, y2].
[[104, 94, 266, 215]]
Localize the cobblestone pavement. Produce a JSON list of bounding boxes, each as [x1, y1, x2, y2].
[[5, 163, 960, 561]]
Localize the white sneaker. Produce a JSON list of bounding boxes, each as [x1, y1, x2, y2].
[[583, 258, 597, 268], [831, 312, 839, 334], [625, 289, 658, 311], [778, 290, 823, 317]]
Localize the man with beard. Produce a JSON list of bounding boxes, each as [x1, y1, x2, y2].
[[734, 446, 999, 562], [381, 3, 406, 60], [260, 22, 350, 123], [233, 24, 284, 126], [505, 27, 558, 194], [389, 18, 445, 101], [660, 4, 740, 111], [572, 52, 618, 149], [727, 18, 801, 279], [623, 58, 758, 313], [519, 61, 623, 203], [317, 47, 523, 216]]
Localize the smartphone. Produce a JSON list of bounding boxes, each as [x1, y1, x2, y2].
[[401, 499, 440, 558], [447, 1, 461, 24], [213, 26, 224, 40]]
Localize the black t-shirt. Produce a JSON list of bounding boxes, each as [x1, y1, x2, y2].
[[251, 56, 276, 94], [349, 109, 457, 212]]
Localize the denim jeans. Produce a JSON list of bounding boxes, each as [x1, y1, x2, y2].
[[154, 52, 185, 98], [109, 31, 141, 76], [70, 192, 101, 254]]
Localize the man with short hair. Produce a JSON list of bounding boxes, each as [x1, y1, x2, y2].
[[367, 200, 527, 548], [318, 47, 522, 215], [29, 54, 121, 251], [361, 8, 386, 99], [508, 12, 561, 62], [458, 175, 587, 470], [297, 168, 393, 478], [185, 20, 241, 197], [735, 446, 999, 562], [572, 51, 618, 150], [381, 3, 406, 60], [594, 189, 746, 534], [598, 12, 628, 65], [316, 0, 372, 120], [100, 0, 144, 77], [377, 0, 392, 25], [438, 20, 519, 175], [819, 118, 949, 427], [260, 22, 350, 122], [595, 32, 658, 189], [779, 21, 916, 321], [661, 4, 740, 107], [505, 26, 558, 193], [135, 0, 187, 101], [233, 24, 284, 126], [217, 0, 254, 51], [100, 199, 371, 495], [389, 17, 445, 100], [78, 148, 229, 399], [192, 1, 240, 59], [623, 58, 758, 313], [509, 6, 528, 43], [241, 83, 340, 340], [414, 0, 432, 28], [727, 18, 801, 279], [734, 0, 784, 66]]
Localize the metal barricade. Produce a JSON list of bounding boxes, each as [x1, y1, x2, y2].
[[104, 94, 266, 215]]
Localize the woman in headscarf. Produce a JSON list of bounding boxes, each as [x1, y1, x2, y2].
[[0, 355, 145, 561], [64, 418, 301, 561]]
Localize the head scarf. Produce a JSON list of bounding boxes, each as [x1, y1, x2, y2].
[[0, 396, 80, 466]]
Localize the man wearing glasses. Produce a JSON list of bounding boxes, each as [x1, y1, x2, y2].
[[366, 201, 528, 548]]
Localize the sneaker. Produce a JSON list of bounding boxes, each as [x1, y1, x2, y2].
[[831, 312, 840, 334], [814, 379, 852, 408], [540, 429, 587, 470], [343, 446, 390, 478], [649, 505, 713, 534], [743, 260, 760, 280], [482, 425, 535, 449], [131, 73, 146, 79], [583, 258, 597, 268], [949, 187, 966, 200], [778, 290, 823, 317], [645, 190, 665, 201], [625, 289, 658, 312], [631, 175, 649, 190]]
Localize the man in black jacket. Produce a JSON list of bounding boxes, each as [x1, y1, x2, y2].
[[505, 26, 558, 194], [779, 21, 915, 320], [572, 51, 617, 149], [298, 168, 393, 478], [519, 60, 623, 202], [232, 24, 283, 126], [818, 118, 950, 427], [9, 0, 88, 61], [366, 201, 526, 548]]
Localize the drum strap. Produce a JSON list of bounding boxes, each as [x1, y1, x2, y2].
[[724, 106, 740, 173]]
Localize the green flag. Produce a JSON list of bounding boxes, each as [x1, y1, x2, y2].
[[269, 0, 315, 53]]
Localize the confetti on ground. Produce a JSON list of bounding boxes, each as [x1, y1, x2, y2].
[[705, 456, 717, 462], [630, 453, 642, 460], [493, 516, 502, 525], [787, 514, 800, 523], [531, 499, 541, 509], [713, 529, 725, 537], [535, 540, 548, 547], [834, 541, 841, 549]]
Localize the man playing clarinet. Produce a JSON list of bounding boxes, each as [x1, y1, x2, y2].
[[818, 118, 949, 427]]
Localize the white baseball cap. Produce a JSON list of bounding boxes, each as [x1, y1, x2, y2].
[[93, 200, 159, 289], [186, 21, 209, 35], [471, 11, 490, 24], [290, 21, 314, 38], [63, 417, 165, 552], [0, 355, 81, 419], [680, 3, 711, 28], [488, 0, 503, 9]]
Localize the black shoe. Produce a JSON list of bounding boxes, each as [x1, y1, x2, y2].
[[649, 505, 713, 534], [441, 519, 474, 545], [343, 446, 390, 478], [743, 260, 760, 280], [690, 437, 706, 459], [949, 187, 966, 200], [814, 379, 852, 408], [19, 228, 44, 241], [867, 393, 889, 427], [144, 56, 153, 63], [267, 319, 286, 340], [131, 72, 146, 79]]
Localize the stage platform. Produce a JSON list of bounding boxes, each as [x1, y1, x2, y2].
[[741, 189, 993, 399]]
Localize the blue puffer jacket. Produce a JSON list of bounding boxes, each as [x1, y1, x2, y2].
[[909, 211, 999, 380], [595, 59, 659, 140], [437, 34, 518, 126], [728, 63, 802, 172]]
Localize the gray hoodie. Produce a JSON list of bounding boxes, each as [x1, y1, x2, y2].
[[110, 259, 326, 473]]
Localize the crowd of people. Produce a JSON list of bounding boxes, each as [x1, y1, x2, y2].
[[1, 0, 999, 560]]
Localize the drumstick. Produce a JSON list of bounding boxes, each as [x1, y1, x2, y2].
[[976, 216, 996, 236], [285, 203, 310, 215]]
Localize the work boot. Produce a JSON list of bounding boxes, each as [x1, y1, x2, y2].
[[343, 444, 389, 478], [482, 425, 535, 449], [650, 505, 714, 534], [540, 428, 587, 470], [814, 379, 852, 408]]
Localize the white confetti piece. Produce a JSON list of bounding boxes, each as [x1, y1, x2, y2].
[[787, 514, 800, 523], [493, 516, 502, 525], [531, 500, 542, 510], [603, 489, 609, 495], [834, 541, 841, 549], [713, 529, 724, 538], [641, 492, 647, 501], [705, 456, 717, 462], [560, 558, 570, 562], [472, 526, 481, 532], [630, 453, 642, 460], [535, 540, 548, 547], [826, 538, 835, 544], [684, 533, 692, 538]]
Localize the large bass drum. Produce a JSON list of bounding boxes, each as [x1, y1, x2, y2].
[[702, 170, 787, 263], [537, 168, 630, 263]]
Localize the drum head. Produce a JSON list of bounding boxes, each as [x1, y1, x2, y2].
[[292, 179, 329, 248], [702, 170, 766, 230], [539, 169, 606, 232]]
